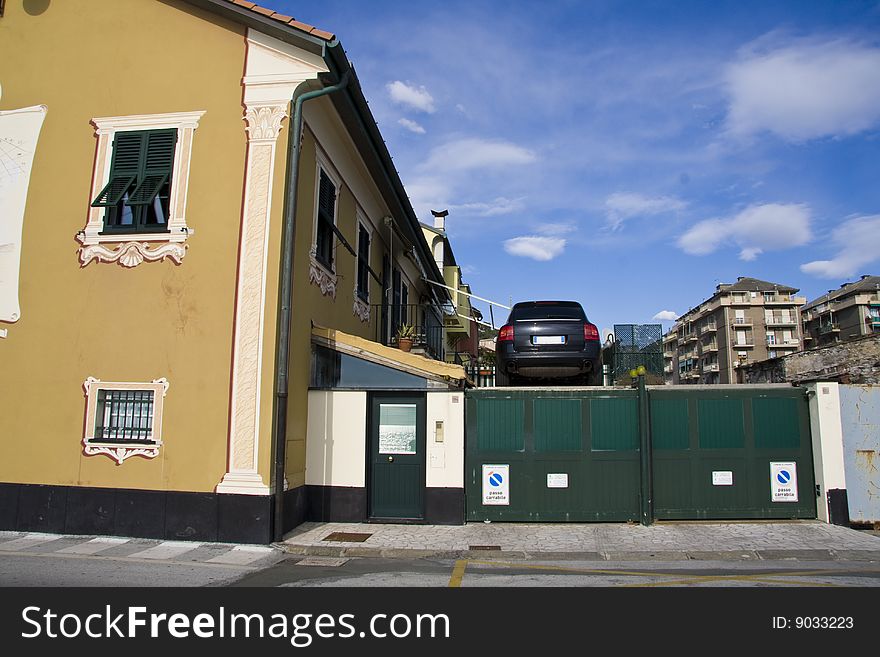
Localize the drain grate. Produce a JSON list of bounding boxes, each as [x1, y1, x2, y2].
[[323, 532, 373, 543], [296, 557, 350, 567], [469, 545, 501, 551]]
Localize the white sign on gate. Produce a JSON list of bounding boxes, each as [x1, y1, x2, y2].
[[770, 462, 798, 502], [482, 464, 510, 506]]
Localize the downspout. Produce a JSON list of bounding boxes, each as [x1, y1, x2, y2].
[[273, 68, 351, 542]]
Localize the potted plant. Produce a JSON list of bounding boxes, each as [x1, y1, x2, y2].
[[396, 324, 415, 352]]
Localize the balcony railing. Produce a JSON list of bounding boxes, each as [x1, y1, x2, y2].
[[369, 303, 445, 360], [818, 323, 840, 335], [731, 318, 753, 327], [765, 295, 806, 305], [700, 324, 717, 334], [766, 318, 798, 326], [704, 363, 719, 372]]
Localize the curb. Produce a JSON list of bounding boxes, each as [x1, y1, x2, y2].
[[273, 543, 880, 562]]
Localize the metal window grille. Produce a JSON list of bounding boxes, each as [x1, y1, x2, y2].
[[94, 389, 155, 444]]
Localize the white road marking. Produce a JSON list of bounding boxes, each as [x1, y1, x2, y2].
[[57, 537, 130, 555], [206, 546, 274, 565], [126, 541, 200, 560], [0, 533, 63, 551]]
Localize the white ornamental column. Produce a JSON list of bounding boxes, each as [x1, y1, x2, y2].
[[216, 103, 287, 495], [216, 29, 327, 495]]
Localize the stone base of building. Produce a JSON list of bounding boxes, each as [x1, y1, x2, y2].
[[299, 485, 465, 525], [0, 483, 273, 544]]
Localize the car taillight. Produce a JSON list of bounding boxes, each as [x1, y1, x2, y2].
[[498, 325, 514, 342], [584, 323, 599, 341]]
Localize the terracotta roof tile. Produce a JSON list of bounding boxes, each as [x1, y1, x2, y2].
[[222, 0, 336, 41]]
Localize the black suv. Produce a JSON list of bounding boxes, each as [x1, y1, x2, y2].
[[495, 301, 601, 386]]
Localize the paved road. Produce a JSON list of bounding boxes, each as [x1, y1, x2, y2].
[[234, 555, 880, 587]]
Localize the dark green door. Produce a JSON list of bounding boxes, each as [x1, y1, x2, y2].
[[369, 393, 426, 519]]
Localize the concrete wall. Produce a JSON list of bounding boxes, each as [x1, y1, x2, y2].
[[741, 333, 880, 385], [839, 385, 880, 524]]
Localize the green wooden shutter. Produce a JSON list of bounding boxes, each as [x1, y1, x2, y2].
[[128, 130, 177, 205], [91, 131, 143, 207]]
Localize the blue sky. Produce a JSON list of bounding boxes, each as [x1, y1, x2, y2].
[[274, 0, 880, 334]]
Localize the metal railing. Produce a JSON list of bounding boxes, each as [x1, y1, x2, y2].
[[368, 303, 445, 360]]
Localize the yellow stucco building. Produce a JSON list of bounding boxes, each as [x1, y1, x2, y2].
[[0, 0, 467, 543]]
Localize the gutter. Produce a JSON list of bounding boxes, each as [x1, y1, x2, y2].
[[272, 65, 351, 542]]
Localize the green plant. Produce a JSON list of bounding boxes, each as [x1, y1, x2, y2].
[[396, 323, 415, 339]]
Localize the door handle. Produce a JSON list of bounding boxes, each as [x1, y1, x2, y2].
[[387, 456, 394, 463]]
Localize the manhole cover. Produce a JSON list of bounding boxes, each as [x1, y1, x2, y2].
[[323, 532, 373, 543], [469, 545, 501, 551]]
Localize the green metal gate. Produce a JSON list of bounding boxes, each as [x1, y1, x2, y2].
[[466, 385, 815, 522]]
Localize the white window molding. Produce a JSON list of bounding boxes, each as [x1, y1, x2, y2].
[[76, 111, 205, 267], [309, 149, 340, 298], [82, 377, 169, 465]]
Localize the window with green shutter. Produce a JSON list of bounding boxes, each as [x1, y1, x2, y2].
[[91, 129, 177, 234], [315, 169, 336, 269]]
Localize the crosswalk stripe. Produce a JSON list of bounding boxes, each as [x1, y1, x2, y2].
[[126, 541, 201, 560], [57, 537, 130, 555], [0, 534, 63, 551], [206, 546, 274, 565]]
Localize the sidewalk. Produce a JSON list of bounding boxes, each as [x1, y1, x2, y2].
[[278, 520, 880, 561]]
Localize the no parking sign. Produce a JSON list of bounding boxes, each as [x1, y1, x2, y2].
[[770, 462, 798, 502], [482, 464, 510, 506]]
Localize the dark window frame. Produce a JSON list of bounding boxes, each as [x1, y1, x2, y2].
[[356, 221, 371, 301], [315, 168, 337, 271], [93, 388, 157, 445], [91, 129, 177, 235]]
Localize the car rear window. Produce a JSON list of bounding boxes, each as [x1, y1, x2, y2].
[[510, 303, 586, 321]]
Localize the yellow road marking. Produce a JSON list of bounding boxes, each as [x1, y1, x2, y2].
[[449, 559, 468, 587]]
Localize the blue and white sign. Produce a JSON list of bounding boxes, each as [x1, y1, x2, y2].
[[482, 464, 510, 506], [770, 462, 798, 502]]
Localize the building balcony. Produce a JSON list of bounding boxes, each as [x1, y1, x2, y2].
[[702, 343, 718, 352], [700, 324, 717, 334], [764, 295, 806, 306], [731, 319, 753, 327], [728, 297, 752, 306], [704, 363, 719, 372], [767, 339, 800, 349], [369, 303, 446, 360], [683, 333, 698, 343], [818, 323, 840, 335], [733, 342, 755, 348], [663, 350, 674, 358], [765, 319, 798, 327]]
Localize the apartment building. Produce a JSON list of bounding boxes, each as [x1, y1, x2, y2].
[[663, 277, 806, 384], [801, 275, 880, 348]]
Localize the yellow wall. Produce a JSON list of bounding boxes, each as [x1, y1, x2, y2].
[[0, 1, 281, 492], [283, 100, 434, 486]]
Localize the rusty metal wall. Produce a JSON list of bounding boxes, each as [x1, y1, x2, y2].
[[839, 385, 880, 524]]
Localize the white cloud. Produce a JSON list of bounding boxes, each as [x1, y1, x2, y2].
[[451, 197, 526, 217], [678, 203, 811, 260], [398, 118, 426, 134], [725, 38, 880, 141], [800, 214, 880, 278], [420, 138, 536, 173], [605, 192, 686, 230], [652, 310, 679, 322], [503, 236, 566, 261], [386, 80, 436, 113]]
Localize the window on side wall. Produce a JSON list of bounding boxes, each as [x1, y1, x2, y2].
[[356, 222, 370, 301], [82, 377, 169, 465], [315, 169, 337, 271]]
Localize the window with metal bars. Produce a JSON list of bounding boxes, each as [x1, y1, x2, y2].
[[93, 389, 156, 444], [315, 169, 336, 270], [356, 223, 370, 301], [91, 129, 177, 234]]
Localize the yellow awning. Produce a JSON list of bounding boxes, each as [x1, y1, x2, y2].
[[311, 324, 469, 386]]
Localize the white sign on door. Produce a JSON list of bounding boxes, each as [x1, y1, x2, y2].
[[547, 473, 569, 489], [712, 471, 733, 486], [770, 462, 798, 502], [482, 464, 510, 506]]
